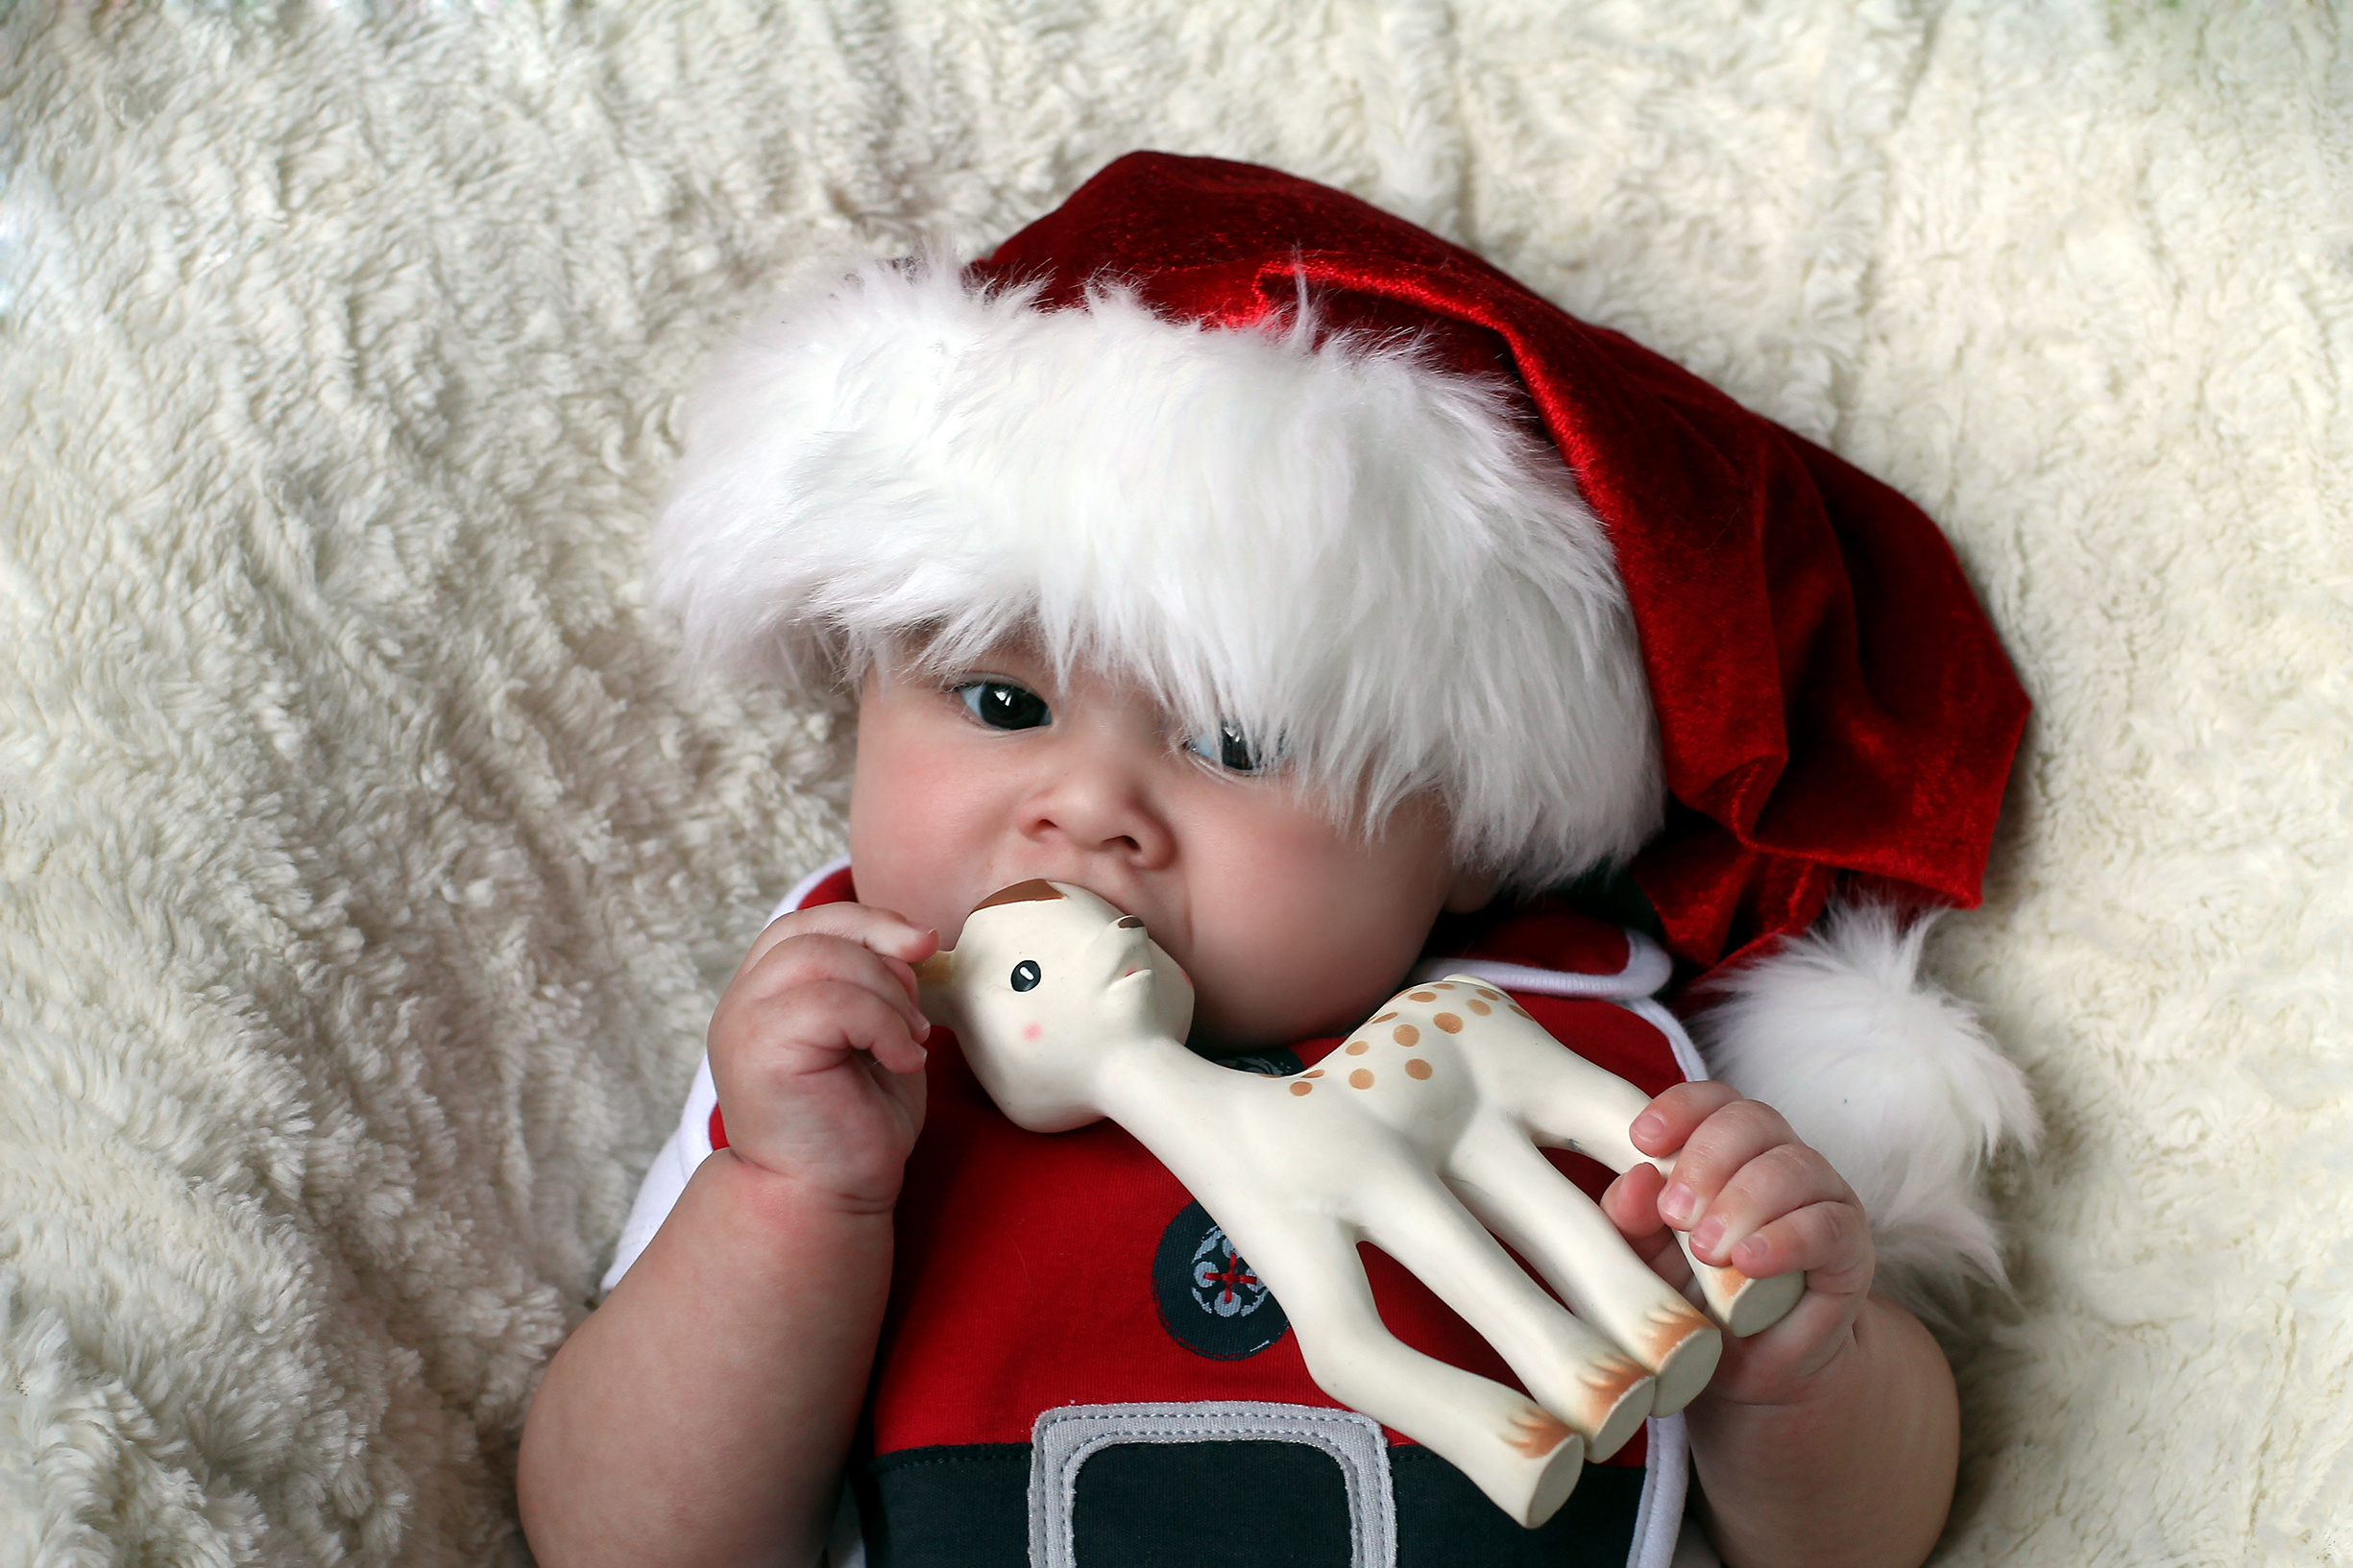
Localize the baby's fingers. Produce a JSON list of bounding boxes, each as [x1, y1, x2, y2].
[[711, 977, 930, 1202], [737, 901, 939, 988], [1685, 1142, 1855, 1269], [742, 978, 932, 1079], [1599, 1165, 1693, 1286], [1654, 1097, 1799, 1233], [736, 932, 933, 1044], [1727, 1199, 1874, 1298], [1628, 1080, 1744, 1158]]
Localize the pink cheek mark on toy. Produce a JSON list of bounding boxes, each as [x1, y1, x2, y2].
[[1022, 1022, 1044, 1042]]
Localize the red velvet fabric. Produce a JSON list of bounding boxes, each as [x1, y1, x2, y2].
[[969, 153, 2030, 973]]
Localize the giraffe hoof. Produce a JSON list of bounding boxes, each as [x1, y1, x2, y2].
[[1516, 1425, 1585, 1528], [1648, 1323, 1722, 1415], [1492, 1409, 1584, 1528], [1720, 1267, 1806, 1339]]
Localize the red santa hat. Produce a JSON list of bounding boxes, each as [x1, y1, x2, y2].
[[649, 153, 2037, 1308]]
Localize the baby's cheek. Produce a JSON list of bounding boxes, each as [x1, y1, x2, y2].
[[1188, 905, 1417, 1044], [1177, 789, 1456, 1042]]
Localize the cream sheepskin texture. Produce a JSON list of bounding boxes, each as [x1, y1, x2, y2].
[[1, 3, 2345, 1564]]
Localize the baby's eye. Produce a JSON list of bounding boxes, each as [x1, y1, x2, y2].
[[958, 681, 1052, 731], [1183, 720, 1270, 774]]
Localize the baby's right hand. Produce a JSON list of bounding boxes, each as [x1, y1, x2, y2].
[[705, 902, 938, 1215]]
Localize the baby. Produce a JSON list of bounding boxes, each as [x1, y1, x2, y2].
[[518, 154, 2029, 1568]]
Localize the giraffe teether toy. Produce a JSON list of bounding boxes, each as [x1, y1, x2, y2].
[[916, 880, 1803, 1529]]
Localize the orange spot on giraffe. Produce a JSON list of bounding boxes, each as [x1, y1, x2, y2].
[[1344, 1039, 1370, 1055], [1408, 990, 1437, 1002], [1290, 1081, 1313, 1097], [1433, 1012, 1463, 1033], [1404, 1058, 1433, 1080], [1348, 1069, 1374, 1089], [1467, 999, 1492, 1016], [1371, 1011, 1397, 1023], [1393, 1025, 1419, 1047], [1474, 987, 1500, 1001]]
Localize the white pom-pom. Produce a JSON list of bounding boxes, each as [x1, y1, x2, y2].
[[1688, 902, 2039, 1316]]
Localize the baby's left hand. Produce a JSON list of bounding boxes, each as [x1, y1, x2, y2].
[[1600, 1081, 1874, 1406]]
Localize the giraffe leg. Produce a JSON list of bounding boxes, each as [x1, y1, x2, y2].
[[1237, 1218, 1587, 1530], [1505, 1034, 1806, 1340], [1345, 1176, 1656, 1461], [1447, 1136, 1722, 1413]]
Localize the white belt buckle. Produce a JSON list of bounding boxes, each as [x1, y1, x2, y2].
[[1028, 1401, 1396, 1568]]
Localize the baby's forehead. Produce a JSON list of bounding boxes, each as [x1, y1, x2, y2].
[[881, 628, 1133, 689]]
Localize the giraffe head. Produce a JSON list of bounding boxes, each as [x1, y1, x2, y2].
[[915, 880, 1197, 1131]]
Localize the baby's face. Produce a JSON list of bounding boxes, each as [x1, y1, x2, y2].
[[847, 640, 1490, 1051]]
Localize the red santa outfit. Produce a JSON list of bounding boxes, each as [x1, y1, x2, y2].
[[627, 154, 2039, 1566], [607, 858, 1706, 1568]]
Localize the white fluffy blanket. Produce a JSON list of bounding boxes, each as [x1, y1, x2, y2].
[[3, 3, 2346, 1562]]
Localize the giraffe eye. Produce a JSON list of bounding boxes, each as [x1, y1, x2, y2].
[[1010, 959, 1042, 992]]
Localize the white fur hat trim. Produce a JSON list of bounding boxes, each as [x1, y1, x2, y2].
[[648, 258, 1662, 886]]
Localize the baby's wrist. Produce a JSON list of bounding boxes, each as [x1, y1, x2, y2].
[[708, 1145, 905, 1224], [1699, 1285, 1913, 1416], [1699, 1319, 1858, 1411]]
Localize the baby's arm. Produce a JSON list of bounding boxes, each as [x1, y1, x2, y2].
[[517, 904, 936, 1568], [1602, 1084, 1958, 1568]]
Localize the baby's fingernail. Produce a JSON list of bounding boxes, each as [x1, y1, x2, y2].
[[1661, 1182, 1697, 1225], [1633, 1112, 1667, 1144], [1690, 1217, 1724, 1255]]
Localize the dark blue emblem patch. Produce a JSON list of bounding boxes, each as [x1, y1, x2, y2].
[[1152, 1200, 1289, 1360]]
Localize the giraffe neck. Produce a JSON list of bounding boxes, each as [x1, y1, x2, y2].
[[1086, 1027, 1257, 1151]]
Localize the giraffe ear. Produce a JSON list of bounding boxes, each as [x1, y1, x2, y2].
[[914, 952, 956, 989]]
